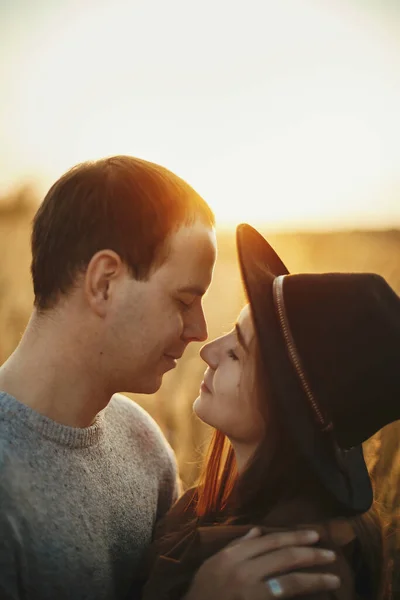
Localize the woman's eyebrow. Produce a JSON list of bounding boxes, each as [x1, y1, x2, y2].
[[235, 323, 249, 352]]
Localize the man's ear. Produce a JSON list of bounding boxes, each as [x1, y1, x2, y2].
[[84, 250, 124, 317]]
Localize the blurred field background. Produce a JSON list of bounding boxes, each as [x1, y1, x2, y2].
[[1, 0, 400, 595], [2, 187, 400, 595]]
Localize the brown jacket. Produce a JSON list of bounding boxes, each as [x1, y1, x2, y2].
[[140, 488, 375, 600]]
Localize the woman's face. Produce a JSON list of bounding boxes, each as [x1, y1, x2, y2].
[[193, 304, 266, 446]]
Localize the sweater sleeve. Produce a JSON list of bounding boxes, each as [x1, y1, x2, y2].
[[0, 507, 25, 599], [110, 394, 182, 523], [0, 446, 28, 599]]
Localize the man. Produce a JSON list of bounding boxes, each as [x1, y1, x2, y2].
[[0, 156, 339, 599]]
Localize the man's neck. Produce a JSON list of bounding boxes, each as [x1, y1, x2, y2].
[[0, 314, 112, 428]]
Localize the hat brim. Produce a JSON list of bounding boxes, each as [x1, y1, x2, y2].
[[236, 223, 372, 515]]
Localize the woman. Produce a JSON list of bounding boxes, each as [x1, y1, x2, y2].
[[141, 224, 400, 600]]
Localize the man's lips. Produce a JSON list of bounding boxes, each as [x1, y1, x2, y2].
[[163, 355, 178, 370], [164, 352, 184, 360]]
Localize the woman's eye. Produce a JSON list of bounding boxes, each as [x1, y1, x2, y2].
[[228, 349, 239, 361]]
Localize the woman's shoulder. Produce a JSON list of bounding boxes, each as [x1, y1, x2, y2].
[[260, 494, 378, 553], [154, 486, 198, 539], [168, 486, 198, 517], [260, 493, 339, 528]]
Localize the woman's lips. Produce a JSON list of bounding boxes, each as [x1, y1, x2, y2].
[[200, 380, 211, 393]]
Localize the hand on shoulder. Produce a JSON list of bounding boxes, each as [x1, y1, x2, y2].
[[185, 527, 341, 600]]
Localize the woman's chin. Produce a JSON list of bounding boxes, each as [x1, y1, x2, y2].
[[193, 396, 202, 418], [193, 397, 214, 427]]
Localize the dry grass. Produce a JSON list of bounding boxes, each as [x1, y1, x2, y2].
[[1, 191, 400, 595]]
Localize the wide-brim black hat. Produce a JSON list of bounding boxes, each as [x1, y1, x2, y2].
[[236, 223, 400, 515]]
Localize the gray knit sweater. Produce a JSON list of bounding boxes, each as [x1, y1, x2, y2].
[[0, 391, 179, 600]]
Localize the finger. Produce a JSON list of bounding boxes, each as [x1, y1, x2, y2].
[[228, 527, 263, 546], [263, 572, 340, 599], [225, 530, 320, 562], [244, 546, 336, 581]]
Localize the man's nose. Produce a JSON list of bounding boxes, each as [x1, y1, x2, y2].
[[182, 308, 208, 343]]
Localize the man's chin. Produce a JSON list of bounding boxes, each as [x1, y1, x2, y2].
[[125, 363, 176, 395], [128, 376, 163, 396]]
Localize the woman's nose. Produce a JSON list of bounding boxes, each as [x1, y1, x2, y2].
[[200, 340, 218, 370]]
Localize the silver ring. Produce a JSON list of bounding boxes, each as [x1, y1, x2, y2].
[[266, 578, 284, 597]]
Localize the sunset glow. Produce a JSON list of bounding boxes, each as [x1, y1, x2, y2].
[[1, 0, 399, 228]]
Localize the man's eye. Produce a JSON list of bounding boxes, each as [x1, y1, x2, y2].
[[178, 299, 191, 309], [228, 349, 239, 361]]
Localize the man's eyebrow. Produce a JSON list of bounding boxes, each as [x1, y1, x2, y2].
[[177, 286, 206, 296], [235, 323, 248, 352]]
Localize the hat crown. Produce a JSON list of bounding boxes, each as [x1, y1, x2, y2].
[[280, 272, 400, 448]]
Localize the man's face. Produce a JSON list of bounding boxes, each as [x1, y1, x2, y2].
[[101, 220, 217, 394]]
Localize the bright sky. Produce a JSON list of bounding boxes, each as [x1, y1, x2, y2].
[[0, 0, 399, 229]]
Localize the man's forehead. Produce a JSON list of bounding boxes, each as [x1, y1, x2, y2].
[[168, 222, 217, 260], [163, 223, 216, 292]]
